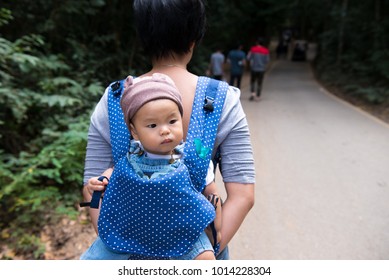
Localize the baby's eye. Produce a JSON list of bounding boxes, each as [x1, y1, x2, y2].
[[147, 124, 157, 128], [169, 119, 178, 124]]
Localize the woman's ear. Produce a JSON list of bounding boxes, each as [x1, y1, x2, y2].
[[189, 42, 195, 52], [129, 123, 139, 140]]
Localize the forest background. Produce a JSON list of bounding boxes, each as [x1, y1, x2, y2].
[[0, 0, 388, 259]]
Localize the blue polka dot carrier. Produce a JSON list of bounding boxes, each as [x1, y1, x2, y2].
[[96, 77, 228, 258]]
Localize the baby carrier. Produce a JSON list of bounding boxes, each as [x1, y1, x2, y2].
[[83, 76, 228, 258]]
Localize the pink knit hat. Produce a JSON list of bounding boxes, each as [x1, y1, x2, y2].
[[120, 73, 183, 129]]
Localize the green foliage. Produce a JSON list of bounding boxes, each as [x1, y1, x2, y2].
[[0, 8, 13, 27], [0, 3, 104, 258], [0, 117, 87, 259], [312, 0, 389, 105], [342, 84, 388, 105]]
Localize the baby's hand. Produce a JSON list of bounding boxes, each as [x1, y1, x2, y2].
[[85, 176, 109, 196], [84, 167, 113, 196]]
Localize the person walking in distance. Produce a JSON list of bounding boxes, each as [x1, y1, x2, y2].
[[209, 48, 225, 80], [227, 43, 246, 89], [247, 37, 270, 101]]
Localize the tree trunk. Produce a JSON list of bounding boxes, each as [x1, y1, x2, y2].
[[337, 0, 348, 66], [374, 0, 381, 50]]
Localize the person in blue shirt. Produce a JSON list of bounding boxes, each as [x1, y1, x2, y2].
[[227, 43, 246, 89]]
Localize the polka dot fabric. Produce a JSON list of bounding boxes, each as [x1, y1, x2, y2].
[[184, 77, 228, 192], [107, 80, 130, 164], [98, 77, 228, 258], [98, 158, 215, 257]]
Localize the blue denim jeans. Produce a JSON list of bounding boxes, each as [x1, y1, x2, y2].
[[80, 231, 229, 260]]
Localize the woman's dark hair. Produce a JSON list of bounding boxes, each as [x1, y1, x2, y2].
[[133, 0, 206, 59]]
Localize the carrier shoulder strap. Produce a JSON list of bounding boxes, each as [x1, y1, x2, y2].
[[183, 77, 228, 192], [79, 80, 126, 209]]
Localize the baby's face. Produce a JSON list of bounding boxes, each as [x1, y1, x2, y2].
[[130, 99, 183, 155]]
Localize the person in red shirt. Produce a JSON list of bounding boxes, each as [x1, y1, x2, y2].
[[246, 38, 270, 101]]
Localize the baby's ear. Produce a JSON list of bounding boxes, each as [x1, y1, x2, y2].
[[129, 123, 139, 140]]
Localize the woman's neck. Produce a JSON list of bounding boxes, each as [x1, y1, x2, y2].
[[152, 52, 192, 72], [153, 63, 187, 71]]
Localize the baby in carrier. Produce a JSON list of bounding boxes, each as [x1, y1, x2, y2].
[[80, 73, 222, 260]]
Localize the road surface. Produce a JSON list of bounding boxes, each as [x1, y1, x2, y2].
[[218, 60, 389, 259]]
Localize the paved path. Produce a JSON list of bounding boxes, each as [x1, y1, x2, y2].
[[218, 60, 389, 259]]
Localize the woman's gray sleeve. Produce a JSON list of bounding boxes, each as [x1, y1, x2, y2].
[[83, 88, 114, 185], [215, 86, 256, 184]]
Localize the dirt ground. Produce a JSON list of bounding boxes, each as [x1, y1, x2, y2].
[[0, 207, 97, 260], [41, 208, 97, 260]]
